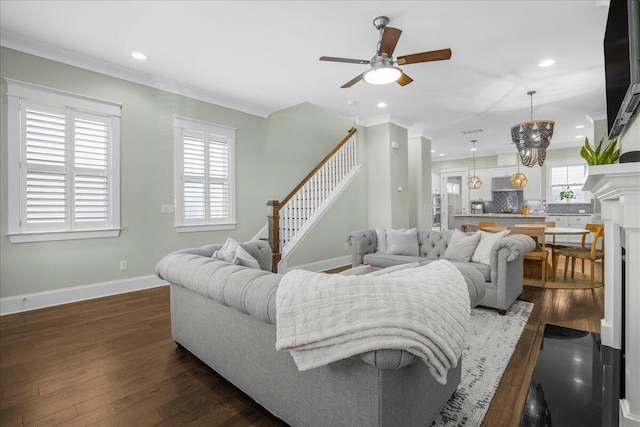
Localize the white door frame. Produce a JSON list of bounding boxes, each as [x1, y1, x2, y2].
[[441, 168, 469, 230]]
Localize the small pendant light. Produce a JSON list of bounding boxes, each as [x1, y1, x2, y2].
[[510, 151, 528, 188], [467, 139, 482, 189]]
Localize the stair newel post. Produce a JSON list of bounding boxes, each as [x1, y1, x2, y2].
[[267, 200, 282, 273]]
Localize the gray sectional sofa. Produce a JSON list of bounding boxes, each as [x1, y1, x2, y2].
[[155, 240, 487, 427], [347, 228, 535, 313]]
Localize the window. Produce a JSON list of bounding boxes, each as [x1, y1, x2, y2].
[[546, 161, 590, 203], [6, 79, 121, 243], [174, 116, 236, 232]]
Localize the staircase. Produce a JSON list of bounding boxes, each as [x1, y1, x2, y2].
[[267, 127, 359, 272]]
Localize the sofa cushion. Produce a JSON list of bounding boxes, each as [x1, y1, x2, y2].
[[464, 261, 491, 282], [446, 261, 487, 307], [386, 228, 419, 256], [471, 230, 511, 265], [443, 229, 481, 262], [363, 253, 424, 269]]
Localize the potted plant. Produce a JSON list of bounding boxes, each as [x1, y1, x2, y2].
[[580, 135, 620, 165], [560, 188, 576, 202]]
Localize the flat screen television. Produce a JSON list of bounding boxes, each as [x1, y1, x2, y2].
[[604, 0, 640, 137]]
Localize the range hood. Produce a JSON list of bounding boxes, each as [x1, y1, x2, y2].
[[491, 177, 522, 192]]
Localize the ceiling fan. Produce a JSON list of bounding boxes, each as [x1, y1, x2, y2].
[[320, 16, 452, 88]]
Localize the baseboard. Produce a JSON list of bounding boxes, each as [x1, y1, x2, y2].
[[291, 255, 351, 273], [620, 399, 640, 427], [0, 275, 167, 316]]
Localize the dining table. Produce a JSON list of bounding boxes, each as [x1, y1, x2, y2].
[[513, 224, 591, 281]]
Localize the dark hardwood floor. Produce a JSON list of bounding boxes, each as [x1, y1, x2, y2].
[[0, 264, 603, 426]]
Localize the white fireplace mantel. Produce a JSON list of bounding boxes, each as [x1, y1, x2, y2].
[[584, 163, 640, 427]]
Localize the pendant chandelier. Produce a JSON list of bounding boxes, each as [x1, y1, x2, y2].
[[511, 152, 528, 188], [467, 139, 482, 189], [510, 90, 555, 166]]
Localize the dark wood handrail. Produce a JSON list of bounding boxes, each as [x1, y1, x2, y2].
[[266, 126, 356, 272], [279, 127, 356, 207]]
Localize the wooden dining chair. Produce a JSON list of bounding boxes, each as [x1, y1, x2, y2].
[[526, 221, 556, 246], [513, 225, 548, 281], [460, 223, 479, 232], [553, 224, 604, 285], [478, 221, 497, 229]]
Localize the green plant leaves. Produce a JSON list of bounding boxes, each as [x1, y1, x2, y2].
[[580, 135, 619, 165]]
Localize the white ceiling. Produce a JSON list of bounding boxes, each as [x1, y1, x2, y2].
[[0, 1, 610, 160]]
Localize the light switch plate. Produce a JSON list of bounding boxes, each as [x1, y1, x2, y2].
[[161, 204, 174, 213]]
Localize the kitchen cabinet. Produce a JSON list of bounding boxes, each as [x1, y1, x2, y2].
[[469, 168, 493, 201], [522, 166, 541, 200], [491, 167, 518, 177]]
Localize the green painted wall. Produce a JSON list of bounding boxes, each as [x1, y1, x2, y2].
[[0, 48, 360, 297], [262, 102, 366, 268], [365, 124, 393, 228]]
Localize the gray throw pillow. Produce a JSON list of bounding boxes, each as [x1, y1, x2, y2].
[[375, 228, 387, 253], [385, 228, 419, 256], [471, 229, 511, 265], [212, 237, 261, 269], [443, 229, 481, 262]]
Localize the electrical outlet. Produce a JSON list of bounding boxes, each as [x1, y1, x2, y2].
[[119, 260, 128, 271], [161, 204, 174, 214]]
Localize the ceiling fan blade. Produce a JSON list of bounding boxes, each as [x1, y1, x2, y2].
[[320, 56, 370, 65], [341, 73, 365, 88], [378, 27, 402, 57], [397, 48, 452, 65], [396, 73, 413, 86]]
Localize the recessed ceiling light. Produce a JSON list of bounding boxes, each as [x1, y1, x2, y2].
[[347, 100, 357, 106], [576, 135, 584, 138], [470, 147, 477, 151], [431, 149, 436, 153], [377, 102, 387, 108], [439, 153, 444, 156], [576, 125, 585, 129], [538, 59, 555, 67], [131, 51, 147, 61]]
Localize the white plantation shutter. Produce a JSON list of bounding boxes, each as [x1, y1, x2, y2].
[[183, 131, 206, 220], [24, 108, 67, 228], [209, 137, 230, 219], [174, 116, 236, 231], [74, 116, 110, 227], [6, 79, 121, 242]]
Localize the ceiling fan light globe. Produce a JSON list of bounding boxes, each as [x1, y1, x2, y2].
[[363, 66, 402, 85]]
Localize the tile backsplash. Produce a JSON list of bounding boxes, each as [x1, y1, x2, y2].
[[478, 191, 595, 215]]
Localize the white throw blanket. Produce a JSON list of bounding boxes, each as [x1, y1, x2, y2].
[[275, 260, 471, 384]]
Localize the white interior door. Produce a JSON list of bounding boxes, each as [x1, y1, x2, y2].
[[441, 169, 469, 230]]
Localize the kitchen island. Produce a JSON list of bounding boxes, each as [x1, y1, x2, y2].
[[452, 213, 547, 230]]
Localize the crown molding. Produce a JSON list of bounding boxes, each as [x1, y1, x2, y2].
[[0, 30, 271, 118]]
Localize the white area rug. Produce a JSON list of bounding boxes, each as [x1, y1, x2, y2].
[[432, 300, 534, 426]]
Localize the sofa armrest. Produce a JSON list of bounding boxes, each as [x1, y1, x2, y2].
[[347, 229, 377, 267], [488, 234, 536, 310], [490, 234, 536, 266]]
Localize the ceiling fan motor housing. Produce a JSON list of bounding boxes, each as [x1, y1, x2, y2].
[[373, 16, 390, 30]]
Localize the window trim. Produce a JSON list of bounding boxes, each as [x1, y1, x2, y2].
[[545, 158, 591, 204], [173, 115, 237, 233], [5, 79, 121, 243]]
